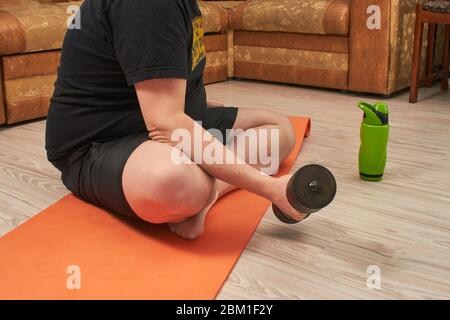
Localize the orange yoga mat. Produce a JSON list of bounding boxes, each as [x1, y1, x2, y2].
[[0, 117, 311, 300]]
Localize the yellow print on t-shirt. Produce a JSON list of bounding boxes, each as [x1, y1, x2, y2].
[[191, 16, 206, 71]]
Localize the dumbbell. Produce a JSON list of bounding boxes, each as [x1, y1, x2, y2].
[[272, 164, 337, 224]]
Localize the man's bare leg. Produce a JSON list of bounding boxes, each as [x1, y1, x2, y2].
[[167, 108, 297, 239], [128, 78, 306, 239]]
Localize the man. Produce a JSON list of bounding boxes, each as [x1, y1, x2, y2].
[[46, 0, 307, 240]]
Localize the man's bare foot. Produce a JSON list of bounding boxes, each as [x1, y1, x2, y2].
[[167, 190, 219, 240]]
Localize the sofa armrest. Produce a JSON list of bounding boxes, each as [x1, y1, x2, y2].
[[0, 1, 82, 56], [198, 1, 229, 33], [349, 0, 430, 95]]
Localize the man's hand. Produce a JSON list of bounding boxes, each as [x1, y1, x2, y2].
[[269, 174, 308, 222]]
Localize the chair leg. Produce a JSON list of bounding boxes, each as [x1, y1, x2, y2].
[[440, 24, 449, 91], [410, 5, 424, 103], [425, 24, 436, 87]]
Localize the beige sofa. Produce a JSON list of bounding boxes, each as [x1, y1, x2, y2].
[[230, 0, 445, 94]]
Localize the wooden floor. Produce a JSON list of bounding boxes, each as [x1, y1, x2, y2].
[[1, 80, 449, 299]]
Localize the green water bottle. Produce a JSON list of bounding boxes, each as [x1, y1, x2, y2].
[[357, 102, 389, 181]]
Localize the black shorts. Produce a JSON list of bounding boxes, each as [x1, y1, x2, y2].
[[53, 107, 238, 218]]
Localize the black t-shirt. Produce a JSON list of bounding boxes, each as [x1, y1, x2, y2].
[[45, 0, 207, 163]]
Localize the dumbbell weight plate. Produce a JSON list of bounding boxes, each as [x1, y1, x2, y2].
[[272, 204, 307, 224], [273, 164, 337, 224], [288, 164, 337, 212]]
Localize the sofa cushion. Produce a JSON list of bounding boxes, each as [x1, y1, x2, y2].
[[0, 0, 40, 9], [2, 51, 60, 123], [232, 0, 350, 36], [0, 1, 82, 55], [0, 0, 66, 9], [0, 1, 227, 56], [198, 1, 229, 33]]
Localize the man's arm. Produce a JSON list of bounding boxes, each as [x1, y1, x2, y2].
[[135, 77, 306, 221], [135, 78, 274, 200]]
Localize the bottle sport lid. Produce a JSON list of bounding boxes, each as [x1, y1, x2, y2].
[[358, 102, 389, 126]]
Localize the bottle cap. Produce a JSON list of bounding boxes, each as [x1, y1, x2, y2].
[[358, 102, 389, 125]]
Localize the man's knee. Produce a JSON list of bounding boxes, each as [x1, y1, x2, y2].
[[136, 163, 213, 223], [159, 164, 213, 211]]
